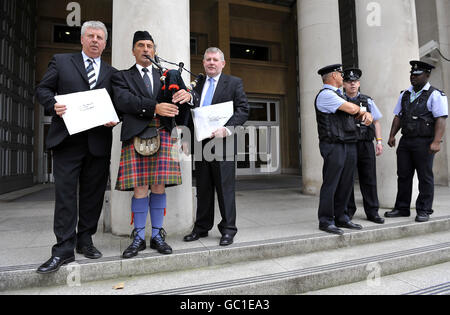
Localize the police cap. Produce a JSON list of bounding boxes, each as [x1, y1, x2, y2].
[[317, 64, 343, 76], [410, 60, 435, 75], [343, 68, 362, 81]]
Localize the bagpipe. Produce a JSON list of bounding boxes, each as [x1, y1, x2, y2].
[[144, 55, 204, 107]]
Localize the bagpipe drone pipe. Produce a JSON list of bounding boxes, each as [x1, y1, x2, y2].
[[143, 55, 204, 130], [143, 55, 204, 106]]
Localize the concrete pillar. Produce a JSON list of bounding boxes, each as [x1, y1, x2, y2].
[[110, 0, 194, 236], [354, 0, 420, 207], [436, 0, 450, 184], [217, 0, 231, 75], [297, 0, 342, 195]]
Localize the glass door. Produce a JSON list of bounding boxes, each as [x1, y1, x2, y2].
[[236, 99, 280, 175]]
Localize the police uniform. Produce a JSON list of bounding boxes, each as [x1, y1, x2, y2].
[[386, 60, 448, 221], [343, 68, 384, 224], [315, 64, 362, 235]]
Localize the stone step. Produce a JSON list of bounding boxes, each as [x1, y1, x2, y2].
[[146, 238, 450, 295], [1, 216, 450, 293], [4, 229, 450, 295], [305, 261, 450, 295]]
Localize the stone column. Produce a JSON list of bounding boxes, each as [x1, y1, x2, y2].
[[110, 0, 194, 236], [354, 0, 420, 207], [217, 0, 231, 75], [297, 0, 342, 195], [436, 0, 450, 184]]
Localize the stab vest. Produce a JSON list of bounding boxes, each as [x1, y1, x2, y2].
[[400, 87, 436, 138], [315, 88, 358, 143], [347, 94, 376, 141]]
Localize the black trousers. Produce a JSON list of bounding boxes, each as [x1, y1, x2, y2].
[[347, 141, 379, 218], [318, 142, 357, 227], [394, 136, 435, 215], [51, 133, 110, 257], [194, 160, 237, 236]]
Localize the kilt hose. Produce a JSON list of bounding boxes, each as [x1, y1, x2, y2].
[[116, 119, 182, 191]]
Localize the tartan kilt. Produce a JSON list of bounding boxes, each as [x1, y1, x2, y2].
[[115, 118, 182, 191]]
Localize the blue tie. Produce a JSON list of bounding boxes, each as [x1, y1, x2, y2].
[[202, 78, 215, 107]]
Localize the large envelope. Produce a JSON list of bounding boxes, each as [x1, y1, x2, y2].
[[55, 88, 119, 135], [191, 101, 234, 141]]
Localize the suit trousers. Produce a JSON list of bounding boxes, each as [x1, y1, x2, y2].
[[394, 136, 435, 215], [194, 160, 237, 236], [347, 141, 379, 218], [51, 132, 110, 257], [318, 142, 356, 227]]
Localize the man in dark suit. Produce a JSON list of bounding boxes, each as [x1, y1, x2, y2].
[[35, 21, 117, 274], [183, 47, 249, 246]]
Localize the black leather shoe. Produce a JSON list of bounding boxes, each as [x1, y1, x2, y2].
[[76, 244, 102, 259], [367, 215, 385, 224], [150, 228, 172, 255], [36, 255, 75, 274], [219, 234, 234, 246], [415, 213, 430, 222], [122, 238, 146, 259], [384, 209, 410, 218], [183, 231, 208, 242], [336, 221, 363, 230], [319, 224, 344, 235], [150, 237, 173, 254]]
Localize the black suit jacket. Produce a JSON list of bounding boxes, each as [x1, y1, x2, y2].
[[190, 74, 249, 157], [112, 65, 192, 141], [36, 52, 117, 157]]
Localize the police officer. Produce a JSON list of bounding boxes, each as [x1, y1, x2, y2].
[[386, 60, 448, 222], [315, 64, 374, 235], [343, 68, 385, 224]]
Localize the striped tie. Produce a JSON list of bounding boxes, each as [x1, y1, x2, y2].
[[86, 59, 96, 89]]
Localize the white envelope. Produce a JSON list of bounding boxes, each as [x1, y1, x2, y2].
[[55, 88, 119, 135], [191, 101, 234, 141]]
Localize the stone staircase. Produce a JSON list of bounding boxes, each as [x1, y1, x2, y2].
[[2, 216, 450, 295]]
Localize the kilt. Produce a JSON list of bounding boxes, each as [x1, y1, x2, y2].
[[115, 118, 182, 191]]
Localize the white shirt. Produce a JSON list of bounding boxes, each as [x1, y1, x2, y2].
[[199, 73, 231, 136], [200, 73, 221, 107], [81, 51, 101, 85], [135, 63, 155, 93], [393, 82, 449, 118], [316, 84, 346, 113]]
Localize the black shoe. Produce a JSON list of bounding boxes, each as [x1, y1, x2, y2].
[[415, 212, 430, 223], [150, 228, 172, 255], [367, 214, 385, 224], [36, 255, 75, 274], [76, 244, 102, 259], [336, 221, 363, 230], [319, 224, 344, 235], [219, 234, 234, 246], [122, 238, 146, 259], [183, 231, 208, 242], [384, 209, 410, 218]]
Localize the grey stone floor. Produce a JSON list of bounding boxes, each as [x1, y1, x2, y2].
[[1, 175, 449, 269]]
